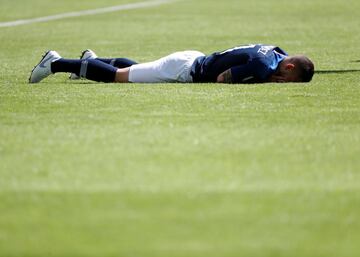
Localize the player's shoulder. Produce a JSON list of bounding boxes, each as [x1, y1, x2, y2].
[[253, 44, 287, 63]]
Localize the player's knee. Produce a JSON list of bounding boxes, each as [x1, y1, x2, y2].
[[115, 68, 130, 83]]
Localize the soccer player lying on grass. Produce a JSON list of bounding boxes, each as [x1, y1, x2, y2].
[[29, 44, 314, 84]]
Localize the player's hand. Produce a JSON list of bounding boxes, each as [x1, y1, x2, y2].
[[216, 69, 232, 83]]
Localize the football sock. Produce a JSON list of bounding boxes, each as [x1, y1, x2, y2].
[[95, 58, 138, 68], [51, 59, 117, 82], [51, 59, 81, 74]]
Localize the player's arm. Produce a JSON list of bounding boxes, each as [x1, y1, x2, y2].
[[216, 62, 258, 83], [216, 69, 233, 83], [216, 65, 255, 84]]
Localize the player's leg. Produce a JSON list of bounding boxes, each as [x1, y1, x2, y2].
[[77, 49, 138, 68], [115, 67, 130, 83], [69, 49, 98, 80], [29, 50, 122, 83], [67, 50, 203, 83], [69, 49, 138, 80], [128, 51, 205, 83], [29, 50, 205, 84], [52, 58, 119, 82], [97, 58, 138, 68]]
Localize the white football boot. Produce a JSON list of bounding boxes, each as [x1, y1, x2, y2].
[[29, 50, 61, 83], [69, 49, 98, 80]]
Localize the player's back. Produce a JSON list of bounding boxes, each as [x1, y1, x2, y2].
[[191, 44, 287, 83]]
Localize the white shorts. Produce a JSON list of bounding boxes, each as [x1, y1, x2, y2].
[[128, 50, 205, 83]]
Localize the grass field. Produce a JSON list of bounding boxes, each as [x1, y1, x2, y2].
[[1, 0, 360, 256]]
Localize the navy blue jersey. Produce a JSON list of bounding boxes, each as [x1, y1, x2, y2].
[[191, 44, 287, 83]]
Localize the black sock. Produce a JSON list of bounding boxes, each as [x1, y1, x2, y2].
[[51, 59, 117, 82], [51, 59, 81, 74], [96, 58, 138, 68], [84, 59, 117, 82]]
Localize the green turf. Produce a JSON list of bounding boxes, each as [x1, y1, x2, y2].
[[1, 0, 360, 256]]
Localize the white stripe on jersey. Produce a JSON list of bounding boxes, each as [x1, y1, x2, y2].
[[219, 44, 257, 55]]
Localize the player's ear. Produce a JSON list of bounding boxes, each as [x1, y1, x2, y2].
[[285, 63, 295, 70]]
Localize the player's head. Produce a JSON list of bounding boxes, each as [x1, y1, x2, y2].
[[269, 55, 314, 83]]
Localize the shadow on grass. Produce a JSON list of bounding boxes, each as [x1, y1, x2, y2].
[[316, 69, 360, 74]]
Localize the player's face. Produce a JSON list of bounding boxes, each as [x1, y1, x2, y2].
[[268, 72, 299, 83], [269, 62, 301, 83], [282, 72, 301, 82]]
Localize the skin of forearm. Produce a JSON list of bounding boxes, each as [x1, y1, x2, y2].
[[216, 69, 232, 83]]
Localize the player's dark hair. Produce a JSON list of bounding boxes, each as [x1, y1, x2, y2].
[[293, 55, 314, 82]]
